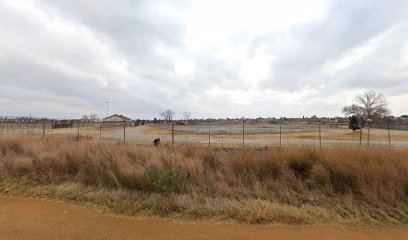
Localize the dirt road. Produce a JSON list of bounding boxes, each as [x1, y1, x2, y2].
[[0, 196, 407, 240]]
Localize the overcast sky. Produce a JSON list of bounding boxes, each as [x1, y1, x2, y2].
[[1, 0, 408, 119]]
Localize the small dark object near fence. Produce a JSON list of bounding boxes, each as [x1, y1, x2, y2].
[[153, 138, 161, 146]]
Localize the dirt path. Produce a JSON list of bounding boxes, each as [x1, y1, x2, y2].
[[0, 196, 406, 240]]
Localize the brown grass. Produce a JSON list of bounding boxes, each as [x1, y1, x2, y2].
[[1, 136, 408, 226], [145, 125, 408, 142]]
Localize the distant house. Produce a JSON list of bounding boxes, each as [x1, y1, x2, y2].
[[102, 114, 133, 127], [103, 114, 132, 122]]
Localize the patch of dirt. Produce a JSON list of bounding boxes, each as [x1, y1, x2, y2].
[[0, 195, 406, 240]]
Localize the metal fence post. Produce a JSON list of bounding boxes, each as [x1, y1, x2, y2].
[[77, 122, 80, 140], [208, 121, 211, 148], [388, 123, 391, 148], [123, 121, 126, 143], [171, 121, 174, 145], [42, 121, 45, 139], [319, 124, 322, 148], [242, 124, 245, 149], [99, 122, 102, 140], [359, 127, 362, 146], [279, 122, 282, 148], [367, 125, 370, 146]]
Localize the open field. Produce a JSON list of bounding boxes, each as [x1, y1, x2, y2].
[[1, 135, 408, 227], [104, 124, 408, 147], [146, 123, 408, 141], [1, 196, 408, 240]]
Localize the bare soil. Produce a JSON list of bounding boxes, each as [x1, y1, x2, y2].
[[0, 195, 407, 240]]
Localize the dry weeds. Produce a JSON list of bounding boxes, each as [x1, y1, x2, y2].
[[0, 136, 408, 226]]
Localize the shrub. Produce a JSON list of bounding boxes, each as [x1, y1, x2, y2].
[[287, 149, 320, 179], [144, 166, 187, 194], [78, 158, 122, 188]]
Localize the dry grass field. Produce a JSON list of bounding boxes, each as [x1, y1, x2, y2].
[[1, 135, 408, 227], [143, 123, 408, 148]]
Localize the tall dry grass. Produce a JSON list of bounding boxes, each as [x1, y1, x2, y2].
[[1, 136, 408, 225]]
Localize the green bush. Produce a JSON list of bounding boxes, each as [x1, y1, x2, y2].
[[144, 166, 187, 194]]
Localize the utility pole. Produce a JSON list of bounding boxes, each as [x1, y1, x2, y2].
[[106, 101, 109, 118]]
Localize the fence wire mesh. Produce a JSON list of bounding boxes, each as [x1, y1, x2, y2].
[[1, 120, 408, 148]]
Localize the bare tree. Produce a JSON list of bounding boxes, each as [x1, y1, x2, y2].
[[89, 113, 99, 122], [183, 112, 191, 123], [82, 113, 99, 122], [342, 91, 389, 126], [81, 115, 89, 122], [161, 109, 175, 125]]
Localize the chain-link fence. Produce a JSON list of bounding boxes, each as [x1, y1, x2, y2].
[[2, 120, 408, 148]]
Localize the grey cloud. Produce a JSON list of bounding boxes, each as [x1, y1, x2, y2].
[[1, 0, 408, 118], [0, 1, 170, 114], [256, 0, 408, 93], [39, 0, 188, 66]]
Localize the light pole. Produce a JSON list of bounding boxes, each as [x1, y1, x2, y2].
[[106, 101, 109, 118]]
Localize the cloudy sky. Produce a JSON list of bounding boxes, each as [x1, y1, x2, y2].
[[1, 0, 408, 119]]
